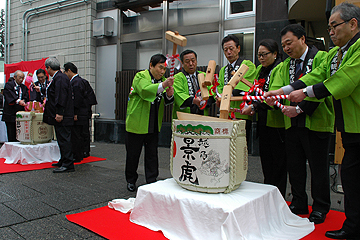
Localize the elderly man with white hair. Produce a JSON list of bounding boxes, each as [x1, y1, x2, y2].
[[1, 70, 29, 142]]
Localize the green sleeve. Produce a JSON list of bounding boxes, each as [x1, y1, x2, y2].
[[324, 46, 360, 99], [299, 50, 329, 103], [234, 60, 256, 91], [132, 71, 160, 102], [173, 72, 190, 107], [299, 50, 330, 87], [218, 66, 225, 94]]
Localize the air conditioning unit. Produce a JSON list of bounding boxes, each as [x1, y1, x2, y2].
[[93, 17, 114, 37]]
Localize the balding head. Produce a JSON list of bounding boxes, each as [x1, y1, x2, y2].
[[13, 70, 25, 85]]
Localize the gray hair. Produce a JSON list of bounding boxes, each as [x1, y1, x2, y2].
[[45, 57, 61, 71], [13, 70, 24, 78], [331, 2, 360, 28]]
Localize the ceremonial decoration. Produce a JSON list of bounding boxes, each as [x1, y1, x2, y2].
[[165, 31, 187, 77], [16, 111, 53, 144], [170, 112, 248, 193]]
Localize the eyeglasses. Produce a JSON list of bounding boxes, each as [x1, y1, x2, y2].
[[257, 52, 272, 58], [327, 20, 349, 33]]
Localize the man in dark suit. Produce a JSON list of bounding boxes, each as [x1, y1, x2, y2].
[[63, 62, 89, 162], [30, 69, 49, 104], [1, 71, 29, 142], [43, 58, 75, 173], [82, 79, 97, 158]]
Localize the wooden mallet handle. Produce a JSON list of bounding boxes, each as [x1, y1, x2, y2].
[[204, 60, 216, 86]]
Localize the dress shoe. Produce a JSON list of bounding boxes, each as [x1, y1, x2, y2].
[[52, 162, 62, 167], [83, 152, 90, 158], [73, 159, 82, 163], [308, 211, 326, 224], [325, 229, 356, 239], [53, 167, 75, 173], [289, 205, 309, 215], [127, 183, 136, 192]]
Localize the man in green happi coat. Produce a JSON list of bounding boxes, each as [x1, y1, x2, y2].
[[125, 54, 174, 192], [172, 49, 214, 119], [268, 3, 360, 239]]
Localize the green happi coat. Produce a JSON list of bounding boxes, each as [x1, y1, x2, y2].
[[255, 62, 285, 128], [172, 71, 209, 119], [300, 38, 360, 133], [218, 59, 257, 120], [126, 70, 168, 134], [271, 51, 334, 132]]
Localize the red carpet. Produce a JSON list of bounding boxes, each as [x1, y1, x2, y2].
[[66, 206, 167, 240], [0, 156, 106, 174], [66, 205, 345, 240]]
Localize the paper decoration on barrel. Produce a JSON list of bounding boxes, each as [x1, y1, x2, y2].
[[170, 112, 248, 193]]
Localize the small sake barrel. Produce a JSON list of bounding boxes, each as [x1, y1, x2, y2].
[[171, 117, 248, 193], [16, 111, 53, 144]]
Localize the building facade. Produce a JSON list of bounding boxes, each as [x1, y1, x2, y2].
[[5, 0, 332, 145]]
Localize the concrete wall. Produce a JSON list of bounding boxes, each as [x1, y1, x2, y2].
[[8, 0, 97, 87]]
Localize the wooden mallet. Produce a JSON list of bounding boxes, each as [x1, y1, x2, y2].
[[219, 64, 249, 119], [165, 31, 187, 77]]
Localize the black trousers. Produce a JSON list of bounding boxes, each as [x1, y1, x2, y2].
[[285, 127, 331, 213], [340, 134, 360, 236], [125, 131, 159, 184], [5, 121, 17, 142], [81, 119, 91, 154], [71, 124, 84, 161], [258, 125, 287, 197], [55, 125, 74, 169]]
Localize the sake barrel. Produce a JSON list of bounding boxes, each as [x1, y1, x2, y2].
[[16, 111, 53, 144], [171, 113, 248, 193]]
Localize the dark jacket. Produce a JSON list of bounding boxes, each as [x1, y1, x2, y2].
[[1, 80, 29, 122], [30, 79, 49, 103], [43, 71, 74, 126], [82, 78, 97, 118], [71, 75, 89, 125]]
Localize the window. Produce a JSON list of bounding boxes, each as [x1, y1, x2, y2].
[[225, 0, 255, 20]]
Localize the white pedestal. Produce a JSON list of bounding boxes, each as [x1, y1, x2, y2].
[[130, 179, 314, 240], [0, 141, 60, 164]]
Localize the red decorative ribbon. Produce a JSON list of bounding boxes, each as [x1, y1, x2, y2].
[[166, 54, 180, 77], [209, 74, 219, 96]]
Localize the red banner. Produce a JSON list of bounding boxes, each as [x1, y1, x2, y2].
[[4, 58, 48, 84]]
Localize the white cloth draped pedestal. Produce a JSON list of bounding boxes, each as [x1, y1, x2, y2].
[[0, 141, 60, 164], [129, 178, 314, 240]]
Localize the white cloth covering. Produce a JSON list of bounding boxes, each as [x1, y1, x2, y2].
[[129, 178, 314, 240], [108, 198, 136, 213], [0, 141, 60, 164]]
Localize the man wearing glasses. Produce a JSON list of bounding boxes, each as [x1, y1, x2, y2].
[[267, 3, 360, 239], [269, 24, 333, 225]]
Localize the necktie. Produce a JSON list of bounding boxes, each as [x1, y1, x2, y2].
[[191, 75, 199, 92], [295, 59, 302, 75], [228, 64, 234, 75], [337, 49, 343, 69]]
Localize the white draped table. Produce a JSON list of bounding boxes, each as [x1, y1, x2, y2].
[[0, 141, 60, 164], [130, 178, 314, 240]]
